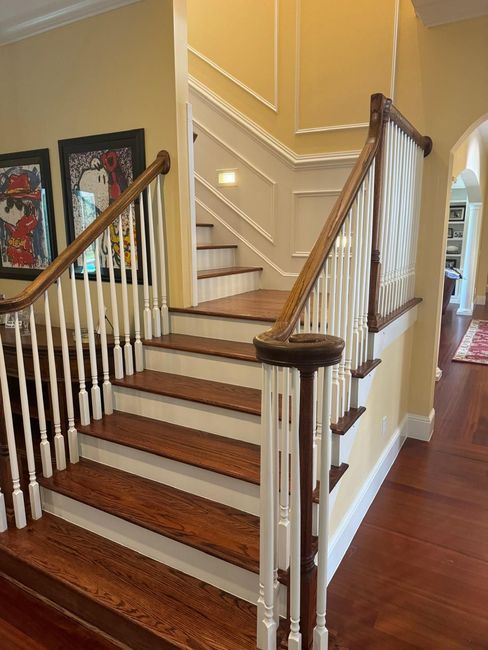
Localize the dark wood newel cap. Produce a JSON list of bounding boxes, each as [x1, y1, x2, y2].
[[156, 150, 171, 174], [253, 333, 344, 369]]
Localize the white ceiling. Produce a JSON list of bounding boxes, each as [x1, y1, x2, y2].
[[411, 0, 488, 27], [0, 0, 141, 46]]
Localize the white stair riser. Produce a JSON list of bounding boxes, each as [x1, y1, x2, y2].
[[113, 385, 261, 444], [331, 419, 361, 466], [80, 433, 260, 515], [198, 270, 261, 302], [41, 487, 267, 608], [144, 346, 261, 388], [196, 225, 214, 245], [197, 247, 236, 271], [350, 371, 376, 410], [171, 312, 270, 342]]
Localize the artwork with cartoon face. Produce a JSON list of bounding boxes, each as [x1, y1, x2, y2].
[[0, 150, 57, 279]]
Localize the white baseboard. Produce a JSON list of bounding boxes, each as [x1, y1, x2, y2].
[[406, 409, 435, 441], [435, 367, 443, 382], [475, 294, 486, 306], [328, 417, 407, 582], [457, 307, 473, 316]]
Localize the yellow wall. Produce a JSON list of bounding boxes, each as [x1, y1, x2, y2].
[[0, 0, 191, 309]]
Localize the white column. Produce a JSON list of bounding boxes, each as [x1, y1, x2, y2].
[[278, 367, 291, 570], [288, 367, 301, 650], [458, 202, 483, 316]]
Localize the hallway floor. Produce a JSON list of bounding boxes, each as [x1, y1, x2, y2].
[[328, 301, 488, 648]]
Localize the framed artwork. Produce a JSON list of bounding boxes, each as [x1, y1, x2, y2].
[[59, 129, 146, 281], [0, 149, 57, 280], [449, 204, 465, 222], [448, 227, 454, 239], [453, 230, 463, 238]]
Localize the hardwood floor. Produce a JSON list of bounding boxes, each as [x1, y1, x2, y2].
[[327, 301, 488, 649]]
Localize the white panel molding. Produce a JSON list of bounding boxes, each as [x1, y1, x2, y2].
[[196, 198, 298, 279], [475, 294, 487, 305], [294, 0, 400, 134], [291, 189, 341, 257], [189, 77, 361, 170], [412, 0, 488, 27], [196, 173, 275, 244], [188, 0, 279, 112], [406, 409, 435, 442], [0, 0, 141, 46]]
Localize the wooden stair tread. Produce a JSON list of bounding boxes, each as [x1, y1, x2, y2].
[[78, 410, 261, 485], [197, 244, 238, 250], [331, 406, 366, 435], [39, 459, 260, 574], [197, 266, 263, 280], [113, 370, 262, 416], [313, 464, 349, 503], [0, 514, 258, 650], [143, 333, 258, 363], [351, 358, 382, 379]]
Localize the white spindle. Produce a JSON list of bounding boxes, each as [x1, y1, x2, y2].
[[14, 313, 42, 520], [95, 238, 113, 413], [278, 367, 291, 570], [147, 183, 161, 338], [361, 165, 375, 365], [329, 235, 339, 423], [57, 279, 80, 463], [288, 367, 301, 650], [138, 192, 152, 340], [345, 205, 357, 409], [129, 205, 144, 372], [156, 175, 170, 334], [0, 331, 25, 528], [106, 230, 124, 379], [314, 365, 332, 650], [118, 215, 134, 376], [83, 252, 102, 419], [70, 264, 91, 424], [29, 306, 53, 477]]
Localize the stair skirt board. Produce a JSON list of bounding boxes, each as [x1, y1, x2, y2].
[[197, 270, 261, 302], [80, 433, 260, 515], [39, 487, 275, 611], [113, 385, 262, 444], [197, 247, 236, 271], [170, 312, 269, 342], [143, 346, 261, 389]]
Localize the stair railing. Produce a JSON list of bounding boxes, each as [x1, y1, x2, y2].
[[254, 94, 431, 650], [0, 150, 170, 531]]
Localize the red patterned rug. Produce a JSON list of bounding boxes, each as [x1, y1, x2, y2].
[[453, 320, 488, 365]]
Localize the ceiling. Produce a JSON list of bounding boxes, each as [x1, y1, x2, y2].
[[0, 0, 141, 46], [411, 0, 488, 27]]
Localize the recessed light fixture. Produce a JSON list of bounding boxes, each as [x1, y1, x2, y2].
[[217, 169, 237, 186]]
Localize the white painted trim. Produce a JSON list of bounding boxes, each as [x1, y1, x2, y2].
[[456, 307, 473, 316], [406, 409, 435, 442], [187, 0, 279, 112], [189, 77, 360, 170], [435, 366, 443, 382], [294, 0, 400, 134], [196, 198, 298, 279], [475, 294, 487, 305], [328, 417, 407, 581], [0, 0, 141, 46], [291, 189, 341, 257], [370, 304, 419, 358]]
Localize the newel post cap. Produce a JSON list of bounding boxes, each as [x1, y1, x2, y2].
[[253, 333, 344, 369]]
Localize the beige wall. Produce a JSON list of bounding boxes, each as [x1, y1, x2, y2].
[[0, 0, 191, 310]]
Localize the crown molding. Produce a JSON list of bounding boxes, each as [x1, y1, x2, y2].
[[0, 0, 141, 46]]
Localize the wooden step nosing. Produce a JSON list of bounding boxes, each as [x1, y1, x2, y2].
[[142, 336, 259, 364], [197, 244, 238, 250], [170, 306, 275, 324], [197, 267, 263, 280]]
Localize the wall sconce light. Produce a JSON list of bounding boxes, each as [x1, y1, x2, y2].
[[217, 169, 238, 186]]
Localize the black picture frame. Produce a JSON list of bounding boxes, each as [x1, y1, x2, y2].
[[449, 204, 465, 222], [446, 258, 458, 269], [58, 128, 146, 282], [448, 227, 454, 239], [0, 148, 57, 280]]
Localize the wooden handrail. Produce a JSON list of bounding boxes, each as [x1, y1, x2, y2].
[[0, 150, 170, 315]]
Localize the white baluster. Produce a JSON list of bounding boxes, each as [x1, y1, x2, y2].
[[95, 238, 113, 413], [138, 192, 152, 340], [118, 215, 134, 376], [129, 205, 144, 372], [106, 230, 124, 379], [257, 363, 277, 650], [82, 252, 102, 419], [278, 367, 290, 570], [14, 313, 42, 520], [156, 175, 170, 334], [314, 365, 332, 650], [353, 183, 365, 369], [70, 264, 91, 423], [272, 366, 280, 624], [363, 165, 375, 364], [339, 216, 351, 417], [44, 292, 67, 470], [30, 306, 53, 477], [378, 122, 393, 318], [147, 183, 161, 338], [345, 206, 357, 409], [335, 224, 345, 420], [0, 331, 25, 528], [288, 367, 301, 650], [329, 237, 339, 423], [57, 279, 79, 463]]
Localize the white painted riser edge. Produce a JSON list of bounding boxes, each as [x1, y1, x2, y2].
[[113, 385, 261, 444], [40, 487, 275, 610], [198, 270, 261, 302], [197, 247, 236, 271], [144, 346, 261, 388], [196, 225, 214, 246], [80, 433, 260, 515], [170, 312, 270, 342]]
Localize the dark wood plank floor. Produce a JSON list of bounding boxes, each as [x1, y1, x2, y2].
[[328, 301, 488, 649]]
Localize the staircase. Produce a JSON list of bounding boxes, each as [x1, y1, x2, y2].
[[0, 94, 431, 649]]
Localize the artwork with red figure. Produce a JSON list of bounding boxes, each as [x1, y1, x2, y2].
[[0, 164, 52, 271]]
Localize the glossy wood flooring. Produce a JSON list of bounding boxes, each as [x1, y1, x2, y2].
[[327, 301, 488, 649]]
